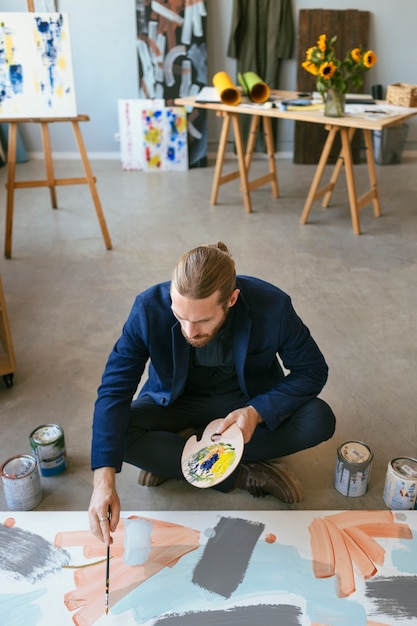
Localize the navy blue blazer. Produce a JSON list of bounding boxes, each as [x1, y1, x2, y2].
[[91, 276, 328, 471]]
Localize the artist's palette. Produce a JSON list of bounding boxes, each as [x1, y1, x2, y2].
[[181, 419, 244, 488]]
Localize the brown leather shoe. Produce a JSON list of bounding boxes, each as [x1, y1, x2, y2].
[[235, 459, 304, 504], [138, 470, 169, 487]]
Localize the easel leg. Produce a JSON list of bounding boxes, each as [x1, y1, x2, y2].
[[363, 129, 381, 217], [340, 128, 361, 235], [300, 126, 338, 224], [4, 123, 18, 259], [71, 121, 112, 250], [210, 112, 231, 206], [40, 122, 58, 209], [232, 114, 252, 213]]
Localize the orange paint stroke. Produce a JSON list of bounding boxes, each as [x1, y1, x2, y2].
[[308, 517, 335, 578], [3, 517, 16, 528], [55, 516, 200, 626], [323, 519, 356, 597], [324, 510, 394, 529], [341, 530, 377, 580], [356, 522, 413, 539], [366, 621, 392, 626], [343, 525, 385, 566], [309, 510, 412, 600]]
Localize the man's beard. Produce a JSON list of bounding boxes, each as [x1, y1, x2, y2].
[[181, 310, 228, 348]]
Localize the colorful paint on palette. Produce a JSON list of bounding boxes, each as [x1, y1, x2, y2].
[[183, 442, 237, 487]]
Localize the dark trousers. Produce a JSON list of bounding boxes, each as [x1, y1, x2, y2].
[[124, 392, 336, 492]]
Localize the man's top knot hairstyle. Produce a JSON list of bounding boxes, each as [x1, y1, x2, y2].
[[172, 242, 236, 306]]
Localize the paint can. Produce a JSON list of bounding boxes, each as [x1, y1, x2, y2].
[[334, 440, 373, 497], [0, 454, 43, 511], [383, 457, 417, 510], [29, 424, 67, 476]]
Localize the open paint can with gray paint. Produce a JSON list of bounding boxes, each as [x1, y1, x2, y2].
[[383, 457, 417, 510], [29, 424, 67, 476], [1, 454, 43, 510], [334, 440, 373, 497]]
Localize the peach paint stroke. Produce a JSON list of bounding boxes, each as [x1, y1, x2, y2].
[[54, 515, 200, 626], [309, 510, 412, 599]]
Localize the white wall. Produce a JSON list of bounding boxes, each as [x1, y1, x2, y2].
[[1, 0, 416, 156]]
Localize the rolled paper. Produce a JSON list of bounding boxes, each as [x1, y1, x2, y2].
[[212, 71, 241, 105], [238, 71, 270, 104]]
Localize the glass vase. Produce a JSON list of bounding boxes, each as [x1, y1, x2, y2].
[[324, 88, 346, 117]]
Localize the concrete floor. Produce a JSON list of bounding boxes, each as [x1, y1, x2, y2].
[[0, 153, 416, 514]]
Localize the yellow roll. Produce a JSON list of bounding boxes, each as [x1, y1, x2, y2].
[[212, 71, 241, 106]]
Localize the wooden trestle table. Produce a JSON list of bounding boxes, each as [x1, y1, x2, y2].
[[175, 91, 417, 234]]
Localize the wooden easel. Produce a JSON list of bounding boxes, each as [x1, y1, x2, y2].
[[2, 1, 113, 258], [0, 273, 16, 387]]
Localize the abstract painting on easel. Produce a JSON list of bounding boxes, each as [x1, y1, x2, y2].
[[0, 12, 77, 118], [0, 510, 416, 625]]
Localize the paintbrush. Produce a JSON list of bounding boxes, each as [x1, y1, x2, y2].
[[105, 505, 111, 615]]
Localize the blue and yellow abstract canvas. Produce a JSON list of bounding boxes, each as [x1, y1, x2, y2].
[[0, 12, 77, 118]]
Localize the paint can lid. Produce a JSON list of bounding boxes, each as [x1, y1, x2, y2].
[[339, 441, 373, 464], [30, 424, 62, 444], [1, 454, 37, 478], [391, 457, 417, 479]]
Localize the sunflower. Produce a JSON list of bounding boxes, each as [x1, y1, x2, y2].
[[320, 62, 337, 80], [302, 34, 377, 99], [363, 50, 378, 68]]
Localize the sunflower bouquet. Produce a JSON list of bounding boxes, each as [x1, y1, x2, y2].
[[302, 34, 377, 99]]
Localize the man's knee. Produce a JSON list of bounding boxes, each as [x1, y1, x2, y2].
[[313, 398, 336, 441]]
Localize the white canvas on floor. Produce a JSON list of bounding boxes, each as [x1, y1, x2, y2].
[[1, 510, 417, 625]]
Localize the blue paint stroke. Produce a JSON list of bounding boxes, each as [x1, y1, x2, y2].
[[0, 589, 47, 626], [33, 13, 67, 108], [124, 518, 153, 566], [111, 535, 368, 625], [391, 530, 417, 573], [9, 65, 23, 94]]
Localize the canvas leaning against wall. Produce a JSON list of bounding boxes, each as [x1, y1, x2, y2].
[[118, 99, 188, 172], [135, 0, 207, 168], [0, 12, 77, 119]]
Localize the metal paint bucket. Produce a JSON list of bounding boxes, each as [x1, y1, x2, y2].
[[383, 457, 417, 510], [29, 424, 67, 476], [334, 440, 373, 497], [1, 454, 43, 510]]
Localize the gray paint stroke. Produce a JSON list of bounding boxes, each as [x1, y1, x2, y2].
[[192, 516, 264, 598], [365, 576, 417, 620], [154, 603, 303, 625], [0, 525, 70, 583]]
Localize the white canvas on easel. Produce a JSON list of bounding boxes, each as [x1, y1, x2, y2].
[[0, 12, 77, 119]]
